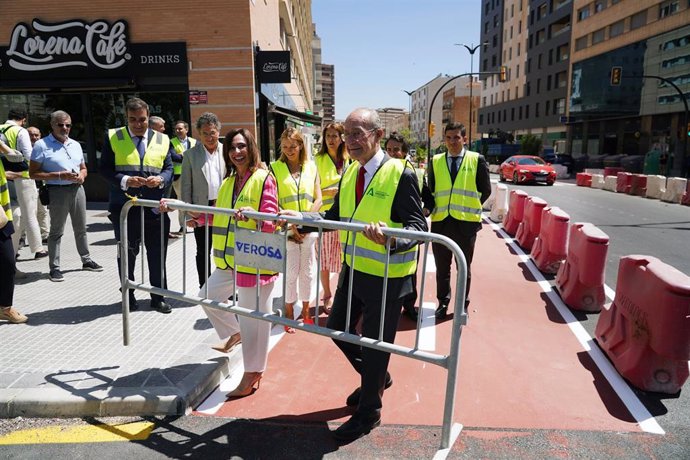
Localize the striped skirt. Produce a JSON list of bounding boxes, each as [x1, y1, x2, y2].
[[317, 230, 342, 273]]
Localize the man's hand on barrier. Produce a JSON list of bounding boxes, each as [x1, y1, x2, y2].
[[159, 199, 182, 213], [363, 221, 395, 247]]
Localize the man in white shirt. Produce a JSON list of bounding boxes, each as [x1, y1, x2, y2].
[[180, 112, 226, 287]]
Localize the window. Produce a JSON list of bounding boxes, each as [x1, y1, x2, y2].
[[519, 106, 523, 119], [594, 1, 606, 13], [556, 98, 566, 114], [537, 78, 541, 93], [511, 107, 515, 121], [609, 20, 624, 38], [526, 81, 531, 96], [549, 49, 553, 65], [484, 21, 489, 33], [663, 34, 690, 50], [525, 105, 530, 118], [662, 54, 690, 69], [659, 1, 679, 18], [592, 28, 606, 45], [518, 42, 521, 56], [516, 64, 520, 78], [577, 6, 590, 21], [546, 100, 551, 115], [547, 75, 552, 91], [507, 88, 511, 100], [536, 103, 540, 117], [630, 10, 647, 30], [557, 43, 569, 61], [537, 3, 548, 19], [538, 54, 543, 69], [575, 36, 588, 51]]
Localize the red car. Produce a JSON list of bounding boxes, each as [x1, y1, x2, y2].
[[499, 155, 556, 185]]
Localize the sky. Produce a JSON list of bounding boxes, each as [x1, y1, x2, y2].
[[312, 0, 482, 121]]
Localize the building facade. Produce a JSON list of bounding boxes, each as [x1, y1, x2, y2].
[[0, 0, 318, 200], [568, 0, 690, 174], [478, 0, 572, 148]]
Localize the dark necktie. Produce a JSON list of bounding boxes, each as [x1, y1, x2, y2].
[[136, 136, 146, 158], [450, 156, 459, 182], [355, 166, 366, 206]]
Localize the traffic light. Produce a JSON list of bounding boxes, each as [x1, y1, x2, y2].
[[610, 66, 622, 86], [429, 122, 436, 137], [499, 65, 507, 82]]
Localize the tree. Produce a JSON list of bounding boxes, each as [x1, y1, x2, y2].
[[520, 134, 542, 156]]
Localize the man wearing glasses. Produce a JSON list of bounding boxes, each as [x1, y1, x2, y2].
[[29, 110, 103, 282], [281, 108, 427, 442], [101, 97, 173, 313]]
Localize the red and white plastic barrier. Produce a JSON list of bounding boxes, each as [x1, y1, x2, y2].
[[616, 172, 632, 194], [531, 206, 570, 274], [645, 175, 666, 200], [595, 255, 690, 394], [591, 174, 605, 189], [629, 174, 647, 197], [603, 175, 617, 192], [555, 223, 609, 312], [489, 183, 509, 223], [515, 196, 548, 252], [576, 172, 592, 187], [502, 189, 528, 236], [661, 177, 687, 203], [682, 181, 690, 206]]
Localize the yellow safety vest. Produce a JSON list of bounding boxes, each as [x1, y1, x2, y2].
[[0, 161, 12, 223], [0, 124, 29, 179], [315, 153, 348, 211], [270, 160, 317, 212], [339, 159, 417, 278], [108, 128, 169, 175], [211, 169, 276, 275], [430, 151, 482, 223], [170, 137, 196, 175]]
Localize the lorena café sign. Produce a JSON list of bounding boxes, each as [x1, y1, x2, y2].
[[0, 18, 187, 87]]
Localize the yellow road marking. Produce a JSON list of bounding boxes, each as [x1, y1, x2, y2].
[[0, 421, 154, 444]]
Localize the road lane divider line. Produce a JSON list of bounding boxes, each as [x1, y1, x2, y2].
[[486, 217, 665, 435]]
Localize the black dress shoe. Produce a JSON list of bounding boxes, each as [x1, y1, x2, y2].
[[402, 305, 418, 321], [332, 413, 381, 442], [435, 304, 449, 320], [346, 372, 393, 407], [151, 300, 172, 314], [128, 293, 139, 311]]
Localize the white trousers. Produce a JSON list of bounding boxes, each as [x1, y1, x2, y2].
[[199, 268, 276, 373], [36, 201, 50, 239], [285, 233, 317, 304], [12, 179, 42, 254]]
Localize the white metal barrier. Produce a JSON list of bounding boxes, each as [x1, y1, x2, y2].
[[119, 198, 468, 448]]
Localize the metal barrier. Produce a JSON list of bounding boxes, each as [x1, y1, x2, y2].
[[119, 198, 468, 448]]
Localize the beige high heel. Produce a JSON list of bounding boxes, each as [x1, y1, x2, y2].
[[211, 332, 241, 353], [225, 372, 263, 399]]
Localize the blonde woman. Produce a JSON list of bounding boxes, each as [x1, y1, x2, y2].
[[271, 127, 322, 331], [314, 122, 349, 313]]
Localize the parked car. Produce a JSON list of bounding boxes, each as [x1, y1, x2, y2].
[[499, 155, 557, 185], [541, 152, 574, 173]]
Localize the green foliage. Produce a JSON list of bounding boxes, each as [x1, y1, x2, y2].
[[520, 134, 542, 156]]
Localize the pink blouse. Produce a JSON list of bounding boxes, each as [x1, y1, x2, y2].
[[235, 171, 279, 288]]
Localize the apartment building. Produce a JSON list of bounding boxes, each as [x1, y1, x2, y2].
[[478, 0, 572, 148], [568, 0, 690, 172]]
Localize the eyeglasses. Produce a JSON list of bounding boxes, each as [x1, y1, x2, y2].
[[229, 143, 247, 151], [343, 128, 376, 142], [56, 123, 72, 128]]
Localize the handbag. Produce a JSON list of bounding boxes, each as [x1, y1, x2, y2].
[[38, 182, 50, 206]]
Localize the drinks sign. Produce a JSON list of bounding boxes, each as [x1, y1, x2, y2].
[[6, 19, 130, 71]]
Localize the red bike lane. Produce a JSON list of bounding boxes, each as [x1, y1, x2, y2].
[[193, 220, 661, 454]]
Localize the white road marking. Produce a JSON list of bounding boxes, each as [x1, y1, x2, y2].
[[418, 301, 437, 351], [485, 217, 666, 435]]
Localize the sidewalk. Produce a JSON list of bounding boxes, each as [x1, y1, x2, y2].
[[1, 204, 238, 417]]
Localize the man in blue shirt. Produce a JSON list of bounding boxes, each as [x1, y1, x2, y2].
[[29, 110, 102, 282]]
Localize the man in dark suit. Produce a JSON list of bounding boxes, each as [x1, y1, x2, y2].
[[422, 122, 491, 319], [101, 97, 173, 313], [285, 108, 427, 442]]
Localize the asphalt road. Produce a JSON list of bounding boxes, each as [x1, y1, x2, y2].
[[497, 175, 690, 443]]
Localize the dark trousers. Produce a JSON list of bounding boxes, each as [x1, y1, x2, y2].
[[110, 207, 170, 302], [193, 225, 212, 288], [326, 266, 406, 416], [0, 228, 16, 306], [431, 217, 478, 307]]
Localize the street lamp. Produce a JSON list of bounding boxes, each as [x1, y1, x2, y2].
[[402, 89, 413, 134], [456, 42, 487, 148]]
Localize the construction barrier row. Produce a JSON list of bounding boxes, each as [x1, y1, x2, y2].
[[491, 187, 689, 394], [575, 172, 690, 206]]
